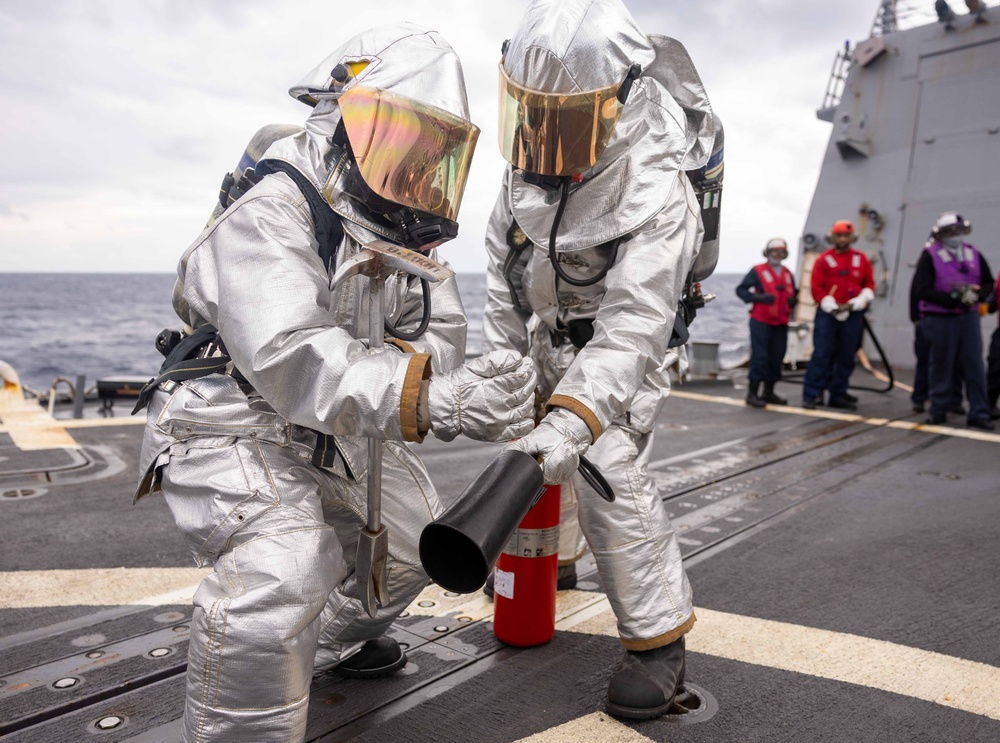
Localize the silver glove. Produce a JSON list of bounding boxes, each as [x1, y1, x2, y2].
[[428, 350, 537, 443], [507, 407, 593, 485]]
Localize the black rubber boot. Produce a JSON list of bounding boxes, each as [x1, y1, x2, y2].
[[827, 397, 858, 411], [762, 382, 787, 405], [745, 382, 765, 408], [607, 637, 686, 720], [484, 563, 578, 599], [556, 563, 578, 591], [334, 637, 407, 679]]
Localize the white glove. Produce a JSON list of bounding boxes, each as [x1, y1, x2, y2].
[[428, 350, 536, 443], [847, 287, 874, 312], [820, 295, 839, 314], [507, 408, 593, 485], [834, 310, 850, 322]]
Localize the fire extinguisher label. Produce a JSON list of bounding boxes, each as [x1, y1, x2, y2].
[[502, 526, 560, 558], [495, 568, 515, 599]]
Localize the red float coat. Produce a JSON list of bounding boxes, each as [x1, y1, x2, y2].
[[749, 263, 796, 326], [810, 248, 875, 305]]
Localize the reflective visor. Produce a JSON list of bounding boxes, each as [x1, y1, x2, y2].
[[338, 86, 480, 221], [498, 62, 625, 176]]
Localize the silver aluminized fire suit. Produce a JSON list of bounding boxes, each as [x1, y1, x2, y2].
[[135, 24, 533, 743], [486, 0, 718, 650]]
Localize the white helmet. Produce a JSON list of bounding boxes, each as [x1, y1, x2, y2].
[[763, 238, 788, 257], [931, 211, 971, 239]]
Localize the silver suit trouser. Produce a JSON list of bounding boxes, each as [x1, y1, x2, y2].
[[572, 422, 694, 649], [161, 432, 441, 743]]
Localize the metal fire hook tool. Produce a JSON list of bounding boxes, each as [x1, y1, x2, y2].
[[331, 240, 454, 617]]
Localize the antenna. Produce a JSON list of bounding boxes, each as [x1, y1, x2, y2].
[[872, 0, 898, 36]]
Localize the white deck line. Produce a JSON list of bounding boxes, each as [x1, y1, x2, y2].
[[669, 390, 1000, 444], [10, 571, 998, 722], [557, 593, 1000, 722]]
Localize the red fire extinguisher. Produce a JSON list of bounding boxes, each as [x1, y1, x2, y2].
[[493, 484, 560, 647]]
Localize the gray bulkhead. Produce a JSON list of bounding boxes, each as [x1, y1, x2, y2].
[[798, 15, 1000, 366]]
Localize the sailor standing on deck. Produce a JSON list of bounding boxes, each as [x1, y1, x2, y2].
[[482, 0, 719, 720], [986, 272, 1000, 419], [736, 238, 798, 407], [802, 220, 875, 410], [132, 25, 537, 743], [914, 211, 995, 430]]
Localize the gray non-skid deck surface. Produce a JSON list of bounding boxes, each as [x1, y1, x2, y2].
[[3, 380, 999, 741]]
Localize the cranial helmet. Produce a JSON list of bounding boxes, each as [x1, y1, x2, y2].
[[763, 238, 788, 257], [931, 211, 971, 239], [829, 220, 858, 243]]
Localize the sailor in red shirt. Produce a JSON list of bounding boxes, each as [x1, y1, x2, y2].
[[736, 238, 798, 407], [802, 220, 875, 409]]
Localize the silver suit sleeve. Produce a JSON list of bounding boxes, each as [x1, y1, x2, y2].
[[179, 181, 428, 442], [549, 174, 703, 437]]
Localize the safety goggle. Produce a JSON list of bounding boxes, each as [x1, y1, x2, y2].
[[338, 85, 480, 222]]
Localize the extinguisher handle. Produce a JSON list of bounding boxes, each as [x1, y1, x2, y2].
[[578, 455, 615, 502]]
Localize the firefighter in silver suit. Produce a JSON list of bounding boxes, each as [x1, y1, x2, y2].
[[485, 0, 719, 719], [134, 24, 536, 743]]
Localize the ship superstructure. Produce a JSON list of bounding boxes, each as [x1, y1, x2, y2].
[[797, 0, 999, 364]]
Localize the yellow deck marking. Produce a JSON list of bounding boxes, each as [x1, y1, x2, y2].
[[559, 594, 1000, 722], [0, 568, 211, 608], [10, 571, 1000, 722], [670, 390, 1000, 443], [513, 712, 653, 742], [0, 388, 79, 451], [0, 416, 145, 437]]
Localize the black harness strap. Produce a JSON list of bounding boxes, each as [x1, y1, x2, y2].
[[132, 325, 229, 414], [139, 162, 352, 472], [256, 159, 343, 276]]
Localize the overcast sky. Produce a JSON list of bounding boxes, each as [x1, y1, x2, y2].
[[0, 0, 934, 275]]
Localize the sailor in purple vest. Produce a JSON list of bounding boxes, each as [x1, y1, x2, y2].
[[736, 238, 798, 407], [913, 212, 995, 430], [908, 239, 965, 414]]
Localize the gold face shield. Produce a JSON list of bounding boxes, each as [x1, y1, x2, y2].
[[338, 85, 480, 222], [498, 62, 628, 177]]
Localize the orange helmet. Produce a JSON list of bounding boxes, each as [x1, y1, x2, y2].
[[829, 220, 858, 243]]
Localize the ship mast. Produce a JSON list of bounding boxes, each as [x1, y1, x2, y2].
[[871, 0, 898, 36]]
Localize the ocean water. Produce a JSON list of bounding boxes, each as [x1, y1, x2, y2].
[[0, 272, 749, 393]]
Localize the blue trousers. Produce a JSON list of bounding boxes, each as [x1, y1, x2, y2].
[[912, 322, 963, 407], [748, 319, 788, 383], [803, 310, 865, 402], [922, 313, 990, 422], [988, 327, 1000, 409]]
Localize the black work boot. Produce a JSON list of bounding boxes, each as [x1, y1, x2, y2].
[[762, 382, 787, 405], [556, 563, 578, 591], [607, 637, 686, 720], [827, 396, 858, 411], [334, 637, 407, 679], [745, 382, 766, 408]]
